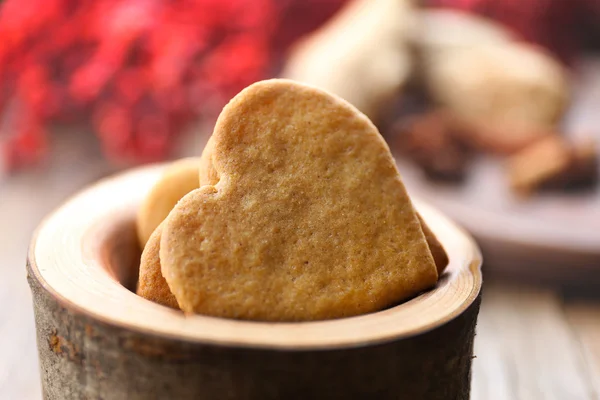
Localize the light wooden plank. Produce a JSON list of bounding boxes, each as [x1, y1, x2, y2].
[[566, 302, 600, 397], [472, 285, 598, 400]]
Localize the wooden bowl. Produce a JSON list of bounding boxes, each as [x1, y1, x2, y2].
[[27, 165, 482, 400]]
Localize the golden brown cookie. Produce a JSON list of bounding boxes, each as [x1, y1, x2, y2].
[[136, 157, 200, 248], [160, 79, 438, 321], [198, 136, 219, 187], [137, 223, 179, 309], [202, 128, 450, 276], [417, 213, 448, 275]]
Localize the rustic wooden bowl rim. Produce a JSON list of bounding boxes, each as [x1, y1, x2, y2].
[[30, 164, 482, 350]]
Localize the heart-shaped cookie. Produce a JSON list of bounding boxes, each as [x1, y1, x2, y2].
[[136, 158, 201, 309], [417, 214, 448, 275], [136, 157, 200, 247], [160, 79, 438, 321], [137, 222, 179, 309]]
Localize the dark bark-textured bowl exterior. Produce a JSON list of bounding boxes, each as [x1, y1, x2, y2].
[[28, 164, 482, 400]]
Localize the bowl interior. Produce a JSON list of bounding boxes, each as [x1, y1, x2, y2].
[[31, 165, 482, 349], [100, 218, 141, 293]]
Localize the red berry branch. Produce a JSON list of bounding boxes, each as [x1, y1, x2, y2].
[[0, 0, 347, 171]]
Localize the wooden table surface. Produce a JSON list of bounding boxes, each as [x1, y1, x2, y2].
[[1, 130, 599, 399]]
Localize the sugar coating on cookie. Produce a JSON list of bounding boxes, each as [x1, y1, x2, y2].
[[136, 158, 200, 248], [137, 224, 179, 309], [161, 79, 438, 321]]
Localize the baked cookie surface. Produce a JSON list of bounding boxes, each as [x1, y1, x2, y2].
[[136, 158, 200, 247], [161, 79, 438, 321], [137, 223, 179, 309]]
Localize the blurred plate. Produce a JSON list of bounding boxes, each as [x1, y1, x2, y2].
[[396, 58, 600, 285]]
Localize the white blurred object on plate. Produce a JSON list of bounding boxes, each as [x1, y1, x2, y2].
[[282, 0, 415, 122]]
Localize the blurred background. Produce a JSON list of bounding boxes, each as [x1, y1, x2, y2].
[[1, 0, 600, 398]]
